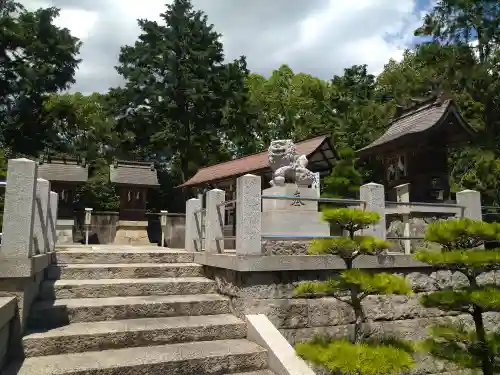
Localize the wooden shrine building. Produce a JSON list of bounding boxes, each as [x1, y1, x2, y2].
[[180, 135, 338, 193], [109, 160, 159, 220], [358, 94, 476, 202], [38, 158, 89, 219]]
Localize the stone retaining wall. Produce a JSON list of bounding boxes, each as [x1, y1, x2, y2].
[[204, 264, 499, 375]]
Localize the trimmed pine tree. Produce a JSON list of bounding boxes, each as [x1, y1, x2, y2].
[[294, 207, 415, 375], [415, 218, 500, 375]]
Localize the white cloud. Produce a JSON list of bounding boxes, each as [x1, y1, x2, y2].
[[19, 0, 434, 93]]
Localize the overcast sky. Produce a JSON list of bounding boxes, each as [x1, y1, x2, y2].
[[21, 0, 435, 94]]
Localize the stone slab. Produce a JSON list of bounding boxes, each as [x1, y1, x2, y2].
[[0, 297, 16, 329], [193, 253, 429, 272], [0, 254, 50, 278], [261, 211, 329, 237], [40, 277, 217, 299], [47, 263, 204, 279], [23, 314, 246, 357], [246, 314, 315, 375], [262, 184, 319, 212], [5, 339, 268, 375], [29, 294, 231, 328], [53, 249, 194, 264], [226, 371, 275, 375]]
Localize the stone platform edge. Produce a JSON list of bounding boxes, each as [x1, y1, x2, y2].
[[246, 314, 316, 375], [193, 252, 429, 272]]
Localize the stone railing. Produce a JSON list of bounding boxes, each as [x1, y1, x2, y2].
[[185, 174, 482, 255], [0, 158, 58, 274], [0, 158, 58, 331], [0, 297, 16, 368]]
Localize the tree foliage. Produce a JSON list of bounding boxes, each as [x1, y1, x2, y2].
[[322, 148, 363, 199], [0, 0, 81, 157], [294, 208, 414, 374], [43, 92, 119, 162], [415, 218, 500, 375], [110, 0, 253, 182]]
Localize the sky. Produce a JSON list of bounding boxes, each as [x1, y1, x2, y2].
[[21, 0, 437, 94]]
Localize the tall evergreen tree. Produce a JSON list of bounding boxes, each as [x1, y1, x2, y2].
[[322, 148, 363, 199], [111, 0, 254, 182]]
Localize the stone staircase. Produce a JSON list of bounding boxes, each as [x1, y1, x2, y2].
[[5, 248, 274, 375]]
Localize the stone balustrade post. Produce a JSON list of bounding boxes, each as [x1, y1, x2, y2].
[[205, 189, 225, 253], [395, 183, 411, 254], [185, 198, 202, 252], [456, 189, 482, 220], [0, 158, 38, 277], [160, 210, 168, 247], [48, 191, 58, 252], [236, 174, 262, 255], [33, 178, 50, 255], [360, 182, 386, 240]]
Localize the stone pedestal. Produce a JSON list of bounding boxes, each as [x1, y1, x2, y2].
[[114, 221, 150, 245], [56, 219, 74, 245], [261, 184, 329, 238]]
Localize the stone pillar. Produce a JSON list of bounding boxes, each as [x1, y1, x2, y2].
[[456, 189, 482, 220], [236, 174, 262, 255], [48, 191, 58, 252], [360, 182, 386, 239], [33, 178, 50, 255], [0, 158, 37, 275], [160, 210, 168, 247], [205, 189, 225, 253], [185, 198, 202, 252], [395, 183, 411, 254]]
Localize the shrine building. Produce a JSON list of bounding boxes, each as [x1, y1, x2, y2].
[[357, 94, 476, 202]]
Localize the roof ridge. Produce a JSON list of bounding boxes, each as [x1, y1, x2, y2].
[[192, 134, 327, 172], [389, 97, 450, 125]]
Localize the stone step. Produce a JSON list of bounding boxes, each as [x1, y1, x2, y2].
[[29, 294, 231, 329], [40, 277, 217, 299], [228, 372, 275, 375], [23, 314, 246, 357], [47, 263, 203, 280], [53, 249, 194, 264], [5, 339, 268, 375]]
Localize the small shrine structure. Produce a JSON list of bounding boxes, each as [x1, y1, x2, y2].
[[180, 134, 337, 192], [109, 160, 159, 221], [37, 158, 89, 219], [180, 135, 337, 232], [110, 160, 159, 245], [358, 94, 476, 202]]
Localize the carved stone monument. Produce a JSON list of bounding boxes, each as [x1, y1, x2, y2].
[[262, 140, 329, 238]]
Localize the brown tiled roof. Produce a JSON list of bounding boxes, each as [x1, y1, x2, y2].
[[180, 135, 331, 187], [109, 160, 159, 186], [38, 159, 89, 182], [359, 98, 474, 155]]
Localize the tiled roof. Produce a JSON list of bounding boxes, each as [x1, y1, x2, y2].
[[180, 135, 330, 187], [38, 159, 89, 182], [109, 160, 159, 186], [359, 98, 474, 154]]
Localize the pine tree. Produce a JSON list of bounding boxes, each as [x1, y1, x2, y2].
[[322, 148, 363, 199], [415, 218, 500, 375], [294, 208, 415, 375]]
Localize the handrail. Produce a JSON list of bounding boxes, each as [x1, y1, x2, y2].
[[261, 195, 364, 205], [262, 234, 340, 240], [482, 206, 500, 210], [193, 208, 206, 215], [216, 199, 237, 208], [386, 200, 463, 209]]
